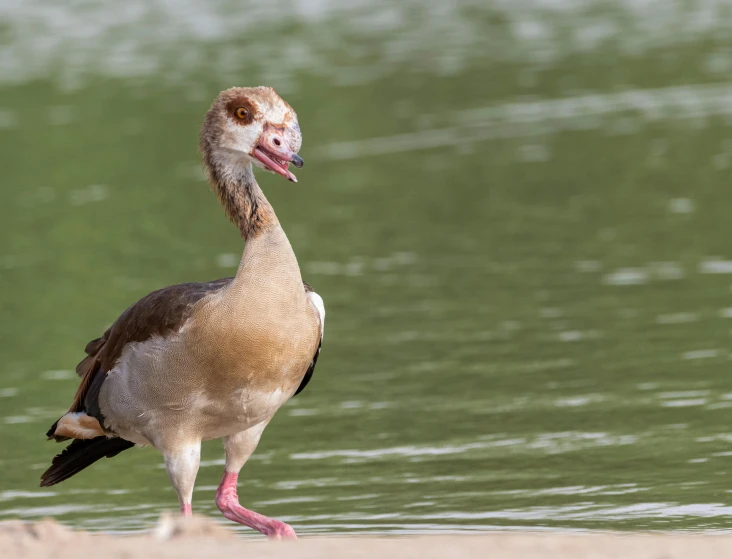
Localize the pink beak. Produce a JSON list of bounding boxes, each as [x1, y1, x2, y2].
[[252, 126, 303, 182]]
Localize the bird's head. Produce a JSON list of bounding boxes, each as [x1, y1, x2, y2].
[[200, 86, 303, 183]]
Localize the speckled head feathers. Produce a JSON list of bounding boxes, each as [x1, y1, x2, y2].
[[199, 86, 301, 162], [198, 86, 304, 238]]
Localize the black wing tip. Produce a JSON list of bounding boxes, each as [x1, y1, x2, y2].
[[40, 437, 134, 487], [46, 418, 72, 442], [39, 475, 59, 487]]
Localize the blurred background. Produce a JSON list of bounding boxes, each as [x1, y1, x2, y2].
[[2, 0, 732, 535]]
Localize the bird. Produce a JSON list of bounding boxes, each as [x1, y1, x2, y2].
[[40, 86, 324, 540]]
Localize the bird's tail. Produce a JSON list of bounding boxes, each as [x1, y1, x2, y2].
[[40, 436, 134, 487]]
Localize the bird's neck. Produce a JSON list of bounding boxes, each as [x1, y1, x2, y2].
[[205, 154, 303, 298], [206, 154, 279, 240]]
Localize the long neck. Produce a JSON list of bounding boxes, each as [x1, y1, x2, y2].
[[206, 152, 278, 240], [205, 153, 304, 299]]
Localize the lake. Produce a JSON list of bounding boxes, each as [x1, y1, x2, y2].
[[2, 0, 732, 534]]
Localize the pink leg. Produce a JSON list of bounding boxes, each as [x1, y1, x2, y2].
[[215, 471, 296, 539], [181, 503, 192, 516]]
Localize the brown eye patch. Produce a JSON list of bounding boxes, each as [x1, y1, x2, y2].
[[225, 97, 257, 125]]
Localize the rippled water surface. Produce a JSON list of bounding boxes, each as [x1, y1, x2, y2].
[[3, 0, 732, 534]]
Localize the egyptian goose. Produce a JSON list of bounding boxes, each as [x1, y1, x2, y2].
[[40, 87, 324, 540]]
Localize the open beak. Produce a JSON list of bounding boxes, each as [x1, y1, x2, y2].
[[252, 127, 304, 183]]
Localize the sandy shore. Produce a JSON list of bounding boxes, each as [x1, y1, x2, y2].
[[2, 514, 729, 559]]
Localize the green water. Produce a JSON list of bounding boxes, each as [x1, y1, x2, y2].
[[2, 0, 732, 534]]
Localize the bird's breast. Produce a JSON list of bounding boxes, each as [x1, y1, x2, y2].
[[192, 299, 317, 399]]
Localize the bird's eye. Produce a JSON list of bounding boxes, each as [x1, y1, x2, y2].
[[235, 107, 249, 120]]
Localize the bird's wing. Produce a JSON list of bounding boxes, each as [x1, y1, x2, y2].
[[295, 283, 324, 396], [42, 278, 319, 486], [50, 277, 320, 441], [67, 277, 235, 421], [294, 338, 321, 396]]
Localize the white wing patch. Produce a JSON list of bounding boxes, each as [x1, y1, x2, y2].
[[307, 291, 325, 339]]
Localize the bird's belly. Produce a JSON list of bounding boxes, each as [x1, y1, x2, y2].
[[196, 343, 312, 438], [99, 314, 315, 445], [196, 385, 292, 441], [104, 369, 294, 445]]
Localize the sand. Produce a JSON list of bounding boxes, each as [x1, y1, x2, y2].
[[1, 514, 729, 559]]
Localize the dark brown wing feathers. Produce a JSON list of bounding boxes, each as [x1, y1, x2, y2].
[[48, 279, 235, 444], [68, 277, 320, 415], [68, 278, 234, 416], [97, 277, 234, 372], [43, 278, 321, 484], [41, 279, 233, 481], [40, 436, 135, 487]]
